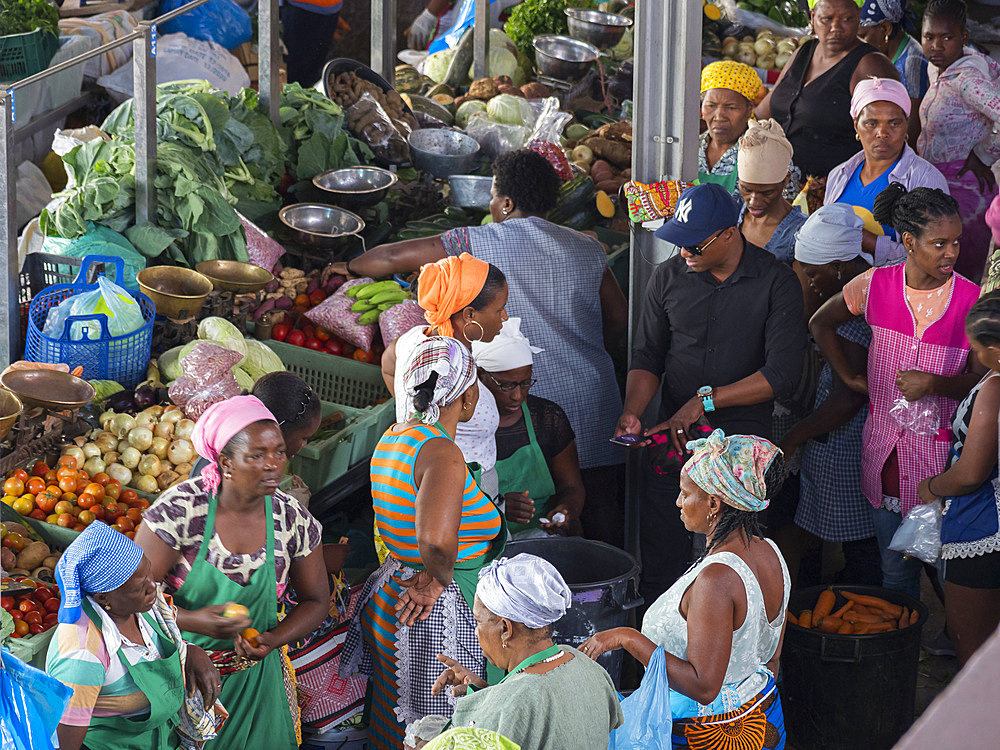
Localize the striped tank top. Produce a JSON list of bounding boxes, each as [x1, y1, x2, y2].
[[370, 423, 502, 565]]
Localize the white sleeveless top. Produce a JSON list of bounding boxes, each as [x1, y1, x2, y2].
[[393, 325, 499, 475], [641, 538, 791, 710]]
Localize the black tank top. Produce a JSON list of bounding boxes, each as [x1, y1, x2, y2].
[[769, 39, 878, 179]]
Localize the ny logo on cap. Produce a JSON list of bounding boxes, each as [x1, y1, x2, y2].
[[675, 197, 693, 223]]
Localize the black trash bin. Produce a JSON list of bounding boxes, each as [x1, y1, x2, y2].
[[781, 585, 928, 750], [505, 538, 642, 687]]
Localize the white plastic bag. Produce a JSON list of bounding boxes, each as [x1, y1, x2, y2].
[[42, 276, 145, 341], [889, 396, 940, 438], [889, 502, 943, 564]]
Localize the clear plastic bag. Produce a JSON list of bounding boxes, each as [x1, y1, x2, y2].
[[889, 502, 943, 564], [345, 93, 411, 164], [464, 112, 531, 158], [889, 396, 940, 438], [526, 96, 573, 144], [610, 646, 671, 750], [42, 275, 145, 341], [305, 277, 378, 352], [168, 342, 242, 419]]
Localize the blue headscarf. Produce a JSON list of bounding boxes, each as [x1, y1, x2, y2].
[[859, 0, 904, 26], [55, 521, 144, 623]]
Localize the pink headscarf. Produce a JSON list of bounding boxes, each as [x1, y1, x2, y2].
[[191, 395, 278, 494], [850, 76, 911, 119], [987, 193, 1000, 246]]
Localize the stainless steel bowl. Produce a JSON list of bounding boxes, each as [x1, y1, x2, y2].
[[448, 175, 493, 209], [407, 129, 481, 178], [564, 8, 632, 49], [279, 203, 366, 250], [312, 166, 399, 209], [532, 35, 599, 81]]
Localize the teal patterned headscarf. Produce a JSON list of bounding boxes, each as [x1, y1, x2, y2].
[[682, 429, 782, 512], [424, 728, 521, 749]]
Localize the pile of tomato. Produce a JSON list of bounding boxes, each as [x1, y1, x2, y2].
[[2, 578, 61, 638], [270, 319, 380, 364], [1, 457, 149, 537]]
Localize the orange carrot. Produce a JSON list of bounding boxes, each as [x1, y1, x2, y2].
[[898, 607, 910, 629], [909, 609, 919, 627], [837, 621, 854, 635], [70, 365, 84, 377], [841, 591, 903, 619], [817, 617, 844, 633], [831, 600, 854, 619], [844, 610, 886, 624], [798, 609, 813, 629], [866, 621, 896, 633], [786, 610, 798, 626], [814, 589, 836, 619]]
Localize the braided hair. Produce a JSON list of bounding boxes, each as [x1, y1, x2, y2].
[[872, 183, 960, 240], [966, 291, 1000, 348], [924, 0, 968, 26], [705, 453, 786, 554]]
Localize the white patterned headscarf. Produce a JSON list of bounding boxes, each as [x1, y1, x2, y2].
[[402, 336, 477, 425], [476, 554, 572, 629]]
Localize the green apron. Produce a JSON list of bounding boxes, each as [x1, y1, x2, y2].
[[495, 403, 557, 535], [81, 600, 184, 750], [171, 494, 297, 750], [698, 168, 739, 197]]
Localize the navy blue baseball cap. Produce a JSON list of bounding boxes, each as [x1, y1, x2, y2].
[[654, 183, 741, 248]]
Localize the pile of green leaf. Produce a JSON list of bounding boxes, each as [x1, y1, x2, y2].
[[279, 83, 374, 181], [0, 0, 59, 36], [503, 0, 598, 59]]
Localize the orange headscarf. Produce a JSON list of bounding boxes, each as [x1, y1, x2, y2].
[[417, 253, 490, 338]]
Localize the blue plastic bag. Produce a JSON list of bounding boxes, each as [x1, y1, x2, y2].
[[159, 0, 252, 51], [41, 222, 146, 293], [429, 0, 502, 53], [610, 646, 672, 750], [0, 648, 73, 750]]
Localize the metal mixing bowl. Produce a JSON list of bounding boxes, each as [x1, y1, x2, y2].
[[137, 266, 214, 319], [564, 8, 632, 49], [533, 35, 600, 81], [448, 175, 493, 209], [0, 370, 95, 410], [0, 389, 23, 440], [407, 129, 481, 178], [195, 261, 275, 294], [278, 204, 366, 250], [313, 167, 398, 209]]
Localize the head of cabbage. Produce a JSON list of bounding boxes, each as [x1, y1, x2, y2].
[[456, 99, 488, 129], [243, 339, 286, 381], [486, 94, 529, 127], [424, 49, 455, 84], [197, 317, 247, 362]]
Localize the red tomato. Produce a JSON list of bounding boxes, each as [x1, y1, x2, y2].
[[33, 587, 51, 603], [29, 623, 45, 635], [286, 330, 306, 347], [120, 489, 138, 504], [308, 289, 327, 306], [30, 462, 49, 477], [23, 611, 42, 625], [324, 339, 343, 356], [353, 349, 369, 362], [315, 326, 330, 341], [44, 597, 60, 614], [272, 323, 290, 342], [301, 324, 315, 339], [0, 596, 13, 611], [43, 612, 59, 624], [18, 600, 36, 613], [9, 610, 22, 621], [305, 337, 324, 351], [28, 508, 46, 521]]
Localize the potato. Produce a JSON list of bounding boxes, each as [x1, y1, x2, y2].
[[17, 541, 51, 571], [1, 547, 15, 571], [8, 568, 30, 578], [42, 555, 60, 570], [4, 521, 29, 538]]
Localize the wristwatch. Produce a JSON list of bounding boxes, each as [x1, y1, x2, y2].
[[698, 385, 715, 413]]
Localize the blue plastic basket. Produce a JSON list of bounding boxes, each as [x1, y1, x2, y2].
[[24, 255, 155, 388]]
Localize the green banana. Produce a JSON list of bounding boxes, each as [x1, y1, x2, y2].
[[358, 309, 381, 325], [377, 301, 401, 311], [351, 299, 376, 312], [368, 289, 408, 305], [355, 280, 401, 300], [345, 282, 372, 299]]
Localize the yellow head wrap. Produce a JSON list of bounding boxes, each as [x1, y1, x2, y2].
[[700, 61, 763, 104]]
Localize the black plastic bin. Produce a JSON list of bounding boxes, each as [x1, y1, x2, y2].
[[505, 538, 642, 687], [781, 585, 928, 750]]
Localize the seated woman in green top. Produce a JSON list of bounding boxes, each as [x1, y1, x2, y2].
[[46, 521, 222, 750], [428, 554, 623, 750], [472, 318, 585, 539]]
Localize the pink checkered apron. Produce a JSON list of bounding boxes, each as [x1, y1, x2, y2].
[[862, 264, 980, 516]]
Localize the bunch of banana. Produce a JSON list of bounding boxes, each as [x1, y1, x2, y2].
[[347, 280, 413, 325]]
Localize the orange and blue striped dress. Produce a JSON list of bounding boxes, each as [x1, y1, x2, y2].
[[362, 423, 502, 750]]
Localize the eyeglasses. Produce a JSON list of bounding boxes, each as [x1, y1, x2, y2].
[[683, 230, 724, 256], [484, 373, 537, 393]]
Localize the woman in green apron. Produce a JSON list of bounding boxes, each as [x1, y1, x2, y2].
[[46, 521, 221, 750], [429, 554, 623, 750], [135, 396, 330, 750], [473, 318, 585, 539]]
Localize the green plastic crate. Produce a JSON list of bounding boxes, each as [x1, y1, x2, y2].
[[0, 30, 59, 81], [2, 501, 80, 550], [290, 401, 379, 492]]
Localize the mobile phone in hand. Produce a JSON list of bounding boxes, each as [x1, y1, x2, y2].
[[610, 434, 644, 447]]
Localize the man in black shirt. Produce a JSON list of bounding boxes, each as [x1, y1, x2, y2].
[[616, 183, 806, 602]]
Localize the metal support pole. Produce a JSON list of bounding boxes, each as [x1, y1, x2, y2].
[[623, 0, 701, 556], [133, 22, 157, 228], [472, 0, 491, 80], [0, 93, 17, 368], [371, 0, 397, 85], [259, 0, 281, 126]]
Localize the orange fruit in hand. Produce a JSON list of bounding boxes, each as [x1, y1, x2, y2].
[[242, 628, 260, 647], [222, 603, 249, 619]]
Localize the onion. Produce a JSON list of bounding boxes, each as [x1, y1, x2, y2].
[[138, 455, 162, 477], [103, 451, 120, 466], [135, 474, 158, 493], [62, 446, 86, 466], [75, 435, 88, 447], [167, 439, 196, 465], [100, 410, 116, 430], [83, 457, 106, 475], [174, 419, 196, 441], [95, 434, 118, 454], [775, 51, 792, 70], [722, 40, 740, 57], [128, 427, 154, 452], [160, 408, 184, 425], [117, 439, 131, 453], [776, 39, 797, 54], [754, 38, 775, 56], [757, 53, 776, 70], [153, 422, 175, 440], [173, 462, 193, 477], [107, 463, 132, 486], [134, 413, 157, 431], [110, 413, 136, 439], [150, 437, 169, 459], [144, 405, 165, 419], [736, 47, 757, 65], [82, 442, 101, 459], [121, 447, 142, 470]]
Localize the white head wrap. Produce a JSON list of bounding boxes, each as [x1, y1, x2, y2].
[[794, 204, 869, 265], [402, 336, 477, 425], [476, 554, 572, 629], [471, 318, 542, 373]]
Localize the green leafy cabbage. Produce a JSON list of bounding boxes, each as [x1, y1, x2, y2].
[[197, 317, 248, 362], [243, 339, 286, 381], [424, 49, 455, 83], [456, 99, 488, 129]]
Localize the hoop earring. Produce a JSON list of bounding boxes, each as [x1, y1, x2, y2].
[[463, 319, 485, 342]]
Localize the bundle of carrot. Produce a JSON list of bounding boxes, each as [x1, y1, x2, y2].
[[787, 589, 919, 635]]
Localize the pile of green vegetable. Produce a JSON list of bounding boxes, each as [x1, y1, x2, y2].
[[0, 0, 58, 37], [503, 0, 598, 59]]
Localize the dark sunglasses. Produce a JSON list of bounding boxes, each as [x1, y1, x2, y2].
[[484, 372, 537, 393], [683, 230, 724, 256]]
